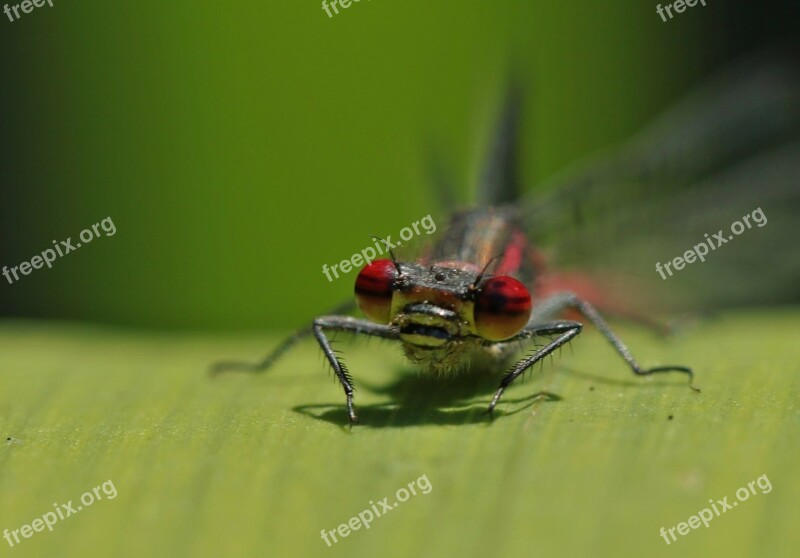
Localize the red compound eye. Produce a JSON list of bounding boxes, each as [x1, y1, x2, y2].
[[355, 259, 397, 323], [474, 276, 532, 341]]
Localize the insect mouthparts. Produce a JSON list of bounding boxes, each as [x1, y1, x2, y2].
[[400, 323, 450, 340]]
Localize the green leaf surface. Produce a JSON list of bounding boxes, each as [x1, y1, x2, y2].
[[1, 310, 798, 558]]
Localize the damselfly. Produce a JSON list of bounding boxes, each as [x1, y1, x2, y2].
[[213, 49, 800, 424]]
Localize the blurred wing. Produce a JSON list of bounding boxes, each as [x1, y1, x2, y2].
[[521, 47, 800, 313], [477, 83, 524, 206]]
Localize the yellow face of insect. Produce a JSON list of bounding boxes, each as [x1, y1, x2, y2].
[[355, 259, 532, 345], [391, 288, 475, 348]]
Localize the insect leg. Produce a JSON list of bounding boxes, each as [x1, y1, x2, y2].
[[210, 327, 314, 375], [311, 316, 398, 423], [210, 299, 357, 375], [534, 292, 698, 390], [487, 321, 583, 417]]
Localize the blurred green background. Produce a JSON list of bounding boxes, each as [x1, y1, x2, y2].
[[2, 3, 799, 558], [0, 0, 752, 329]]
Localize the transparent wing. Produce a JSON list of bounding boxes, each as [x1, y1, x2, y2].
[[520, 47, 800, 313]]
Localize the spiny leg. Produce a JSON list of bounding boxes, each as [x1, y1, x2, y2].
[[310, 316, 398, 423], [533, 292, 698, 390], [213, 313, 396, 424], [487, 321, 583, 417]]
